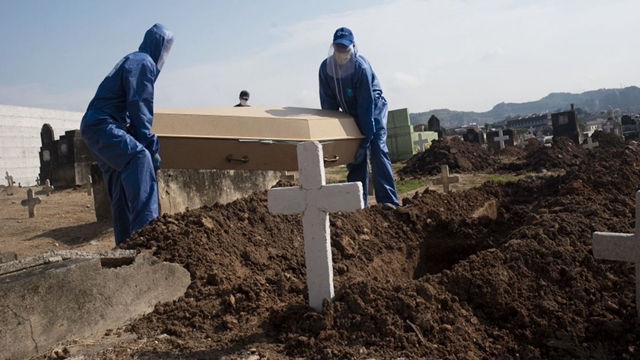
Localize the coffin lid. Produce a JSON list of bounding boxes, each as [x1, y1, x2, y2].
[[153, 107, 364, 141]]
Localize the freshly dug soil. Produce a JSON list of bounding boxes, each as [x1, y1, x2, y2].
[[399, 137, 498, 178]]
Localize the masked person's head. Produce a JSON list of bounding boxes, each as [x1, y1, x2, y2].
[[239, 90, 250, 106], [332, 27, 354, 65]]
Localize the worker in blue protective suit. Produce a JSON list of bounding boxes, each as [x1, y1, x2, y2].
[[80, 23, 174, 246], [318, 27, 399, 210]]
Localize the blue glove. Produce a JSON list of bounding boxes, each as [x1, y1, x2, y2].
[[152, 153, 162, 171], [353, 147, 366, 165]]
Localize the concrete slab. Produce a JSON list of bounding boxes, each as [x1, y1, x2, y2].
[[0, 253, 190, 360], [0, 249, 138, 276]]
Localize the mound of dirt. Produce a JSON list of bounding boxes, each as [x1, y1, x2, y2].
[[67, 137, 640, 359], [521, 136, 586, 172], [399, 137, 498, 178]]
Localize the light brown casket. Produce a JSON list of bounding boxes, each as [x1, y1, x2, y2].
[[152, 107, 364, 171]]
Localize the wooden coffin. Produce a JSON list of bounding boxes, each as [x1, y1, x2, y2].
[[152, 107, 364, 171]]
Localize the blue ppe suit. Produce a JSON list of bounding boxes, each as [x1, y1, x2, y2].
[[319, 48, 399, 207], [80, 23, 174, 246]]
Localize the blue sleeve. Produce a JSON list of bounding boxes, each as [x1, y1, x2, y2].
[[123, 58, 159, 156], [355, 62, 375, 146], [318, 63, 339, 111]]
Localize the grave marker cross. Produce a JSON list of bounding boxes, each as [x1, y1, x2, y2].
[[413, 133, 430, 152], [603, 122, 614, 133], [432, 165, 460, 194], [21, 188, 42, 218], [582, 136, 599, 150], [268, 141, 364, 312], [494, 129, 509, 150], [5, 171, 14, 187], [42, 180, 54, 196], [592, 190, 640, 318]]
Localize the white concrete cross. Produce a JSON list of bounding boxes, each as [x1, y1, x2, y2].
[[21, 188, 41, 218], [268, 141, 364, 312], [529, 126, 535, 135], [582, 136, 599, 150], [413, 133, 430, 152], [432, 165, 460, 194], [592, 191, 640, 318], [42, 179, 54, 196], [5, 171, 14, 187], [603, 122, 614, 133], [494, 129, 509, 150]]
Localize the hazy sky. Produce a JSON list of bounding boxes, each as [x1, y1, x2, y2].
[[1, 0, 638, 113]]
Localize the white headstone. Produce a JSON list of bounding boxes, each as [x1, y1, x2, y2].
[[494, 129, 509, 150], [582, 136, 599, 150], [413, 132, 430, 152], [432, 165, 460, 194], [268, 141, 364, 312], [42, 180, 54, 196], [592, 190, 640, 318]]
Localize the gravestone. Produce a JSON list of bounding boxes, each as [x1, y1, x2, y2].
[[592, 190, 640, 318], [604, 119, 622, 137], [35, 176, 40, 186], [551, 104, 583, 145], [582, 136, 599, 150], [42, 180, 54, 196], [5, 171, 14, 187], [428, 115, 444, 139], [38, 124, 56, 185], [268, 141, 364, 312], [463, 128, 485, 144], [39, 127, 95, 189], [413, 132, 431, 151], [432, 165, 459, 194], [21, 189, 41, 218], [487, 129, 514, 151]]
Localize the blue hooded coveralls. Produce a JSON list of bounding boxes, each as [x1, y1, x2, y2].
[[80, 24, 174, 246], [318, 45, 399, 207]]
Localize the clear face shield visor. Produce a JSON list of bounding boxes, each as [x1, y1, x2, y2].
[[330, 43, 354, 65], [156, 35, 174, 72]]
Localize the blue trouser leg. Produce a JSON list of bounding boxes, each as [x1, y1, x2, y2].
[[81, 117, 158, 246], [346, 149, 370, 207], [370, 129, 399, 206]]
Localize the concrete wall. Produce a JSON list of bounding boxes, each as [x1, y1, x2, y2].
[[0, 105, 82, 187]]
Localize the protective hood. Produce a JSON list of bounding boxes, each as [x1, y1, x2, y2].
[[138, 23, 174, 71]]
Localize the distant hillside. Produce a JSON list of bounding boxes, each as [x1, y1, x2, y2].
[[410, 86, 640, 128]]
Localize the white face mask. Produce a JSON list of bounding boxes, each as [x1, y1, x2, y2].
[[334, 45, 353, 65], [240, 99, 248, 106]]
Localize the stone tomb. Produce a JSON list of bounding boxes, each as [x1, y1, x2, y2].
[[551, 105, 583, 145], [463, 128, 486, 145], [152, 107, 364, 171], [38, 125, 96, 188]]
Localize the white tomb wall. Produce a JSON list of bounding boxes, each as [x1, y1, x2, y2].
[[0, 105, 82, 186]]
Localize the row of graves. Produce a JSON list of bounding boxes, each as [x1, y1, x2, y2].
[[459, 105, 633, 150]]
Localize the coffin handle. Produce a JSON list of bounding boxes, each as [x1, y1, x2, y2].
[[226, 154, 250, 163], [324, 155, 339, 163]]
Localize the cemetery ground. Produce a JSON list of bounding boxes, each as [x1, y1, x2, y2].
[[7, 131, 640, 359]]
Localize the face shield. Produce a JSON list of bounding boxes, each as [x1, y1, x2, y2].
[[156, 34, 174, 72], [325, 43, 357, 114]]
